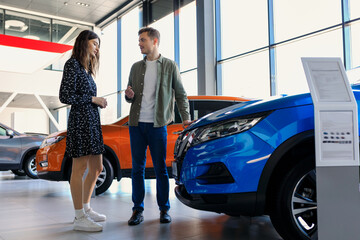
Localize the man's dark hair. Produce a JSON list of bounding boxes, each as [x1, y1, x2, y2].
[[138, 27, 160, 45]]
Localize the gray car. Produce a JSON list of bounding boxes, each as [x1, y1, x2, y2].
[[0, 123, 45, 179]]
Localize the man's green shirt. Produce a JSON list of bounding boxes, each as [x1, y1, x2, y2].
[[126, 55, 190, 127]]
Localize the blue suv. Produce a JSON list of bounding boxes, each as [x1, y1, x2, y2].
[[173, 87, 360, 240]]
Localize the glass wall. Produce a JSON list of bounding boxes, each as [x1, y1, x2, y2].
[[219, 0, 268, 59], [179, 1, 197, 72], [0, 9, 4, 34], [149, 13, 174, 60], [98, 21, 118, 124], [216, 0, 360, 98], [350, 20, 360, 70], [350, 0, 360, 20], [222, 50, 270, 99], [273, 0, 341, 43], [51, 20, 91, 71], [52, 20, 91, 44], [0, 8, 93, 71], [148, 0, 174, 60], [5, 10, 51, 41], [276, 28, 343, 95], [179, 1, 197, 95], [121, 7, 142, 117], [181, 69, 198, 96]]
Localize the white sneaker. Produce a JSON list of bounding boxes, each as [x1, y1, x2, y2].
[[86, 208, 106, 222], [73, 215, 103, 232]]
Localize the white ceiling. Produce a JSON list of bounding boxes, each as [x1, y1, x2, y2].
[[0, 0, 133, 26]]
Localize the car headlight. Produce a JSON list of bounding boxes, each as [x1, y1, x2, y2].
[[190, 112, 271, 146], [40, 136, 65, 148]]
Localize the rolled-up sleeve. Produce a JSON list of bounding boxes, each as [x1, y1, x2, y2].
[[59, 60, 92, 105]]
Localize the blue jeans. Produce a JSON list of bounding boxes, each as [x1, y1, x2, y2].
[[129, 122, 170, 212]]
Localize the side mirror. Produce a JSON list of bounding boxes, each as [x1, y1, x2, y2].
[[6, 129, 14, 138]]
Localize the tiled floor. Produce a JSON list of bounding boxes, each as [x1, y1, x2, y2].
[[0, 171, 282, 240]]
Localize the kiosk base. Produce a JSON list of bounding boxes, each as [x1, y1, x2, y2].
[[317, 166, 360, 240]]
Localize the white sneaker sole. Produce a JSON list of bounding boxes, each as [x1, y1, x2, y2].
[[73, 225, 103, 232], [90, 216, 106, 222]]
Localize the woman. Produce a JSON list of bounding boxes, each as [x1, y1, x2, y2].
[[59, 30, 107, 232]]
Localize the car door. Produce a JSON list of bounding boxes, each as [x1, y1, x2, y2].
[[0, 125, 22, 168]]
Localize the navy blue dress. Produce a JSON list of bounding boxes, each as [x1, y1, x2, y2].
[[59, 58, 105, 158]]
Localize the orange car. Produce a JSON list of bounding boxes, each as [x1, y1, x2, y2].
[[36, 96, 249, 195]]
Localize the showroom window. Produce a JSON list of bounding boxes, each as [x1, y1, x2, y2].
[[273, 0, 341, 43], [276, 27, 343, 95], [221, 50, 270, 99], [350, 0, 360, 20], [179, 0, 197, 72], [52, 20, 91, 45], [120, 6, 142, 117], [219, 0, 268, 60], [98, 20, 118, 124], [51, 20, 91, 71], [350, 19, 360, 70], [217, 0, 269, 98], [179, 0, 197, 95], [0, 9, 4, 34], [4, 10, 51, 41], [149, 0, 174, 61], [180, 69, 198, 96]]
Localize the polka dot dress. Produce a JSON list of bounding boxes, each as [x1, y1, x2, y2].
[[59, 58, 105, 158]]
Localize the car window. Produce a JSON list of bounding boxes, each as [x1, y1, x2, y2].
[[0, 126, 6, 136], [174, 100, 241, 123]]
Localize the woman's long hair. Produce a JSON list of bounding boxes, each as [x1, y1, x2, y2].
[[71, 30, 100, 76]]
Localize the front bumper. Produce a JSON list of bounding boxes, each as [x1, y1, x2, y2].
[[175, 185, 257, 216]]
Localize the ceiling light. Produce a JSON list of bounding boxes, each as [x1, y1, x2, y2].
[[76, 2, 90, 7], [23, 35, 40, 40], [5, 20, 28, 32]]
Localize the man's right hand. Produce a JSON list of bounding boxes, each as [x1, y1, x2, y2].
[[125, 86, 134, 99]]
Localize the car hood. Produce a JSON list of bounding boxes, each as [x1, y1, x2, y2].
[[187, 93, 313, 130]]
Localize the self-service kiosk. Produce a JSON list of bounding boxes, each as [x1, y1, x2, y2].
[[302, 57, 360, 239]]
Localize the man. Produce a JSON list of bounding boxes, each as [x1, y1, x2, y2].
[[125, 27, 191, 225]]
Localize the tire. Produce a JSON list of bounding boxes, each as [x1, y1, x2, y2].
[[11, 169, 27, 176], [24, 154, 38, 179], [95, 157, 114, 195], [270, 156, 317, 240]]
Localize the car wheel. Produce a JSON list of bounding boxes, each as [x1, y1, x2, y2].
[[24, 154, 39, 179], [95, 157, 114, 195], [11, 169, 27, 176], [270, 156, 317, 240]]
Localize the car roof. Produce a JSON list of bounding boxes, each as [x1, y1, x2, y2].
[[187, 95, 250, 102]]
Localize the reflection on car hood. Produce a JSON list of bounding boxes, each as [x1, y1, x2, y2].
[[187, 93, 313, 130]]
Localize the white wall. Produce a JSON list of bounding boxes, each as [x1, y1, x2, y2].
[[0, 69, 62, 95], [0, 69, 62, 134], [0, 107, 49, 134]]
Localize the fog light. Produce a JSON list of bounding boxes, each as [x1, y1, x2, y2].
[[196, 162, 234, 184], [39, 161, 48, 167]]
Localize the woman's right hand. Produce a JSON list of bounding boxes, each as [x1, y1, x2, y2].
[[92, 97, 108, 108]]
